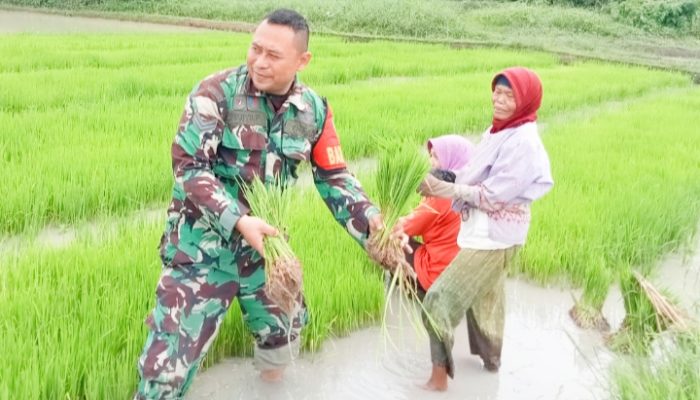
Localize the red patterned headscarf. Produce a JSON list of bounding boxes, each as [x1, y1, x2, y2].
[[490, 67, 543, 134]]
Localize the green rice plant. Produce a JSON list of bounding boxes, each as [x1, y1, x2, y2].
[[608, 269, 692, 354], [0, 34, 689, 235], [0, 220, 162, 399], [518, 86, 700, 326], [612, 329, 700, 400], [0, 186, 384, 399], [570, 261, 614, 331], [608, 270, 663, 353], [6, 0, 694, 39], [240, 177, 301, 316], [317, 63, 689, 158], [7, 0, 700, 72], [3, 31, 700, 398]]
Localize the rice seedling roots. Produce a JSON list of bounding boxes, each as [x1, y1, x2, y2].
[[265, 258, 303, 316], [569, 304, 611, 332]]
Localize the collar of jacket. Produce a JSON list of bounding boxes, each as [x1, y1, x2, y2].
[[242, 71, 308, 112]]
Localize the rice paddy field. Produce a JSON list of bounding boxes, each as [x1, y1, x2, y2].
[[1, 29, 700, 399]]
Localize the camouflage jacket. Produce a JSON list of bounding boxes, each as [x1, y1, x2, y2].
[[160, 65, 379, 266]]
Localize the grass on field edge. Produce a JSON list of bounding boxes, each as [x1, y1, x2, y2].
[[1, 3, 700, 77]]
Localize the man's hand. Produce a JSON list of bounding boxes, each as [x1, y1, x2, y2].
[[369, 213, 384, 235], [235, 215, 278, 256], [369, 213, 411, 253]]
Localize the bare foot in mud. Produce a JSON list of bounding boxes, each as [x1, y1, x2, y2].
[[260, 368, 284, 383], [421, 379, 448, 392], [483, 356, 501, 372], [420, 365, 448, 391]]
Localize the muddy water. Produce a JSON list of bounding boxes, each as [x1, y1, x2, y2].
[[653, 238, 700, 314], [188, 279, 618, 400], [188, 233, 700, 400], [0, 208, 163, 254]]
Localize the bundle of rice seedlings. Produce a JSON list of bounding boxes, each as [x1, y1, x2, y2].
[[608, 269, 693, 354], [241, 177, 301, 317], [366, 141, 437, 345], [368, 141, 428, 281], [632, 270, 691, 331], [569, 263, 612, 332]]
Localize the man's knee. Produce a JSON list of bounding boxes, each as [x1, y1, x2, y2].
[[254, 335, 301, 371], [248, 304, 308, 369]]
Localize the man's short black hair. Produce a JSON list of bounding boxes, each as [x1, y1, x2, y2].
[[264, 9, 310, 51]]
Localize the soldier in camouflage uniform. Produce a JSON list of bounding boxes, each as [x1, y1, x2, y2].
[[134, 9, 385, 400]]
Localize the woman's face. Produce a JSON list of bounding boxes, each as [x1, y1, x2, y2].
[[492, 84, 516, 120], [429, 148, 440, 168]]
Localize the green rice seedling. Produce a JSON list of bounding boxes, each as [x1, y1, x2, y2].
[[240, 177, 301, 316], [248, 179, 385, 353], [0, 219, 163, 399], [518, 87, 700, 326], [318, 63, 688, 159], [608, 269, 692, 354], [364, 141, 436, 344], [570, 260, 613, 331], [368, 140, 429, 275], [3, 31, 700, 398], [0, 187, 385, 398], [612, 329, 700, 400], [0, 34, 690, 235]]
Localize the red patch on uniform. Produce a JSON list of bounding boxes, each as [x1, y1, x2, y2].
[[312, 106, 347, 170]]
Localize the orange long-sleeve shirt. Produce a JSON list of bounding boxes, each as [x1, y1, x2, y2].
[[403, 196, 461, 290]]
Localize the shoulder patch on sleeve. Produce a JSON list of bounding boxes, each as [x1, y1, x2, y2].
[[312, 105, 347, 170]]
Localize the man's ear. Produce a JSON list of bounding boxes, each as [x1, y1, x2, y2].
[[297, 51, 312, 72]]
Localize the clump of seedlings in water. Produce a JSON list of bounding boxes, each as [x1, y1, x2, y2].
[[570, 263, 613, 332], [607, 269, 693, 354], [241, 176, 302, 317]]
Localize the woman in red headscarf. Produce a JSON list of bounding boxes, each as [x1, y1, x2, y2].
[[413, 67, 554, 391]]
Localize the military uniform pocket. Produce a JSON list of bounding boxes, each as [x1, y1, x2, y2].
[[215, 120, 268, 182], [282, 119, 314, 161]]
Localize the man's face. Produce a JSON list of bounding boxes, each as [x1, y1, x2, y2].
[[246, 21, 311, 95]]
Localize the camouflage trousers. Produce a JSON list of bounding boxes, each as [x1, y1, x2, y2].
[[134, 241, 307, 400], [422, 247, 517, 378]]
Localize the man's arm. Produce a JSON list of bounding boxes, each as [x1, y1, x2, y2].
[[310, 103, 380, 247]]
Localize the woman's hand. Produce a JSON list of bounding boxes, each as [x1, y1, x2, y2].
[[420, 174, 480, 205], [419, 174, 456, 198], [392, 217, 412, 254]]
